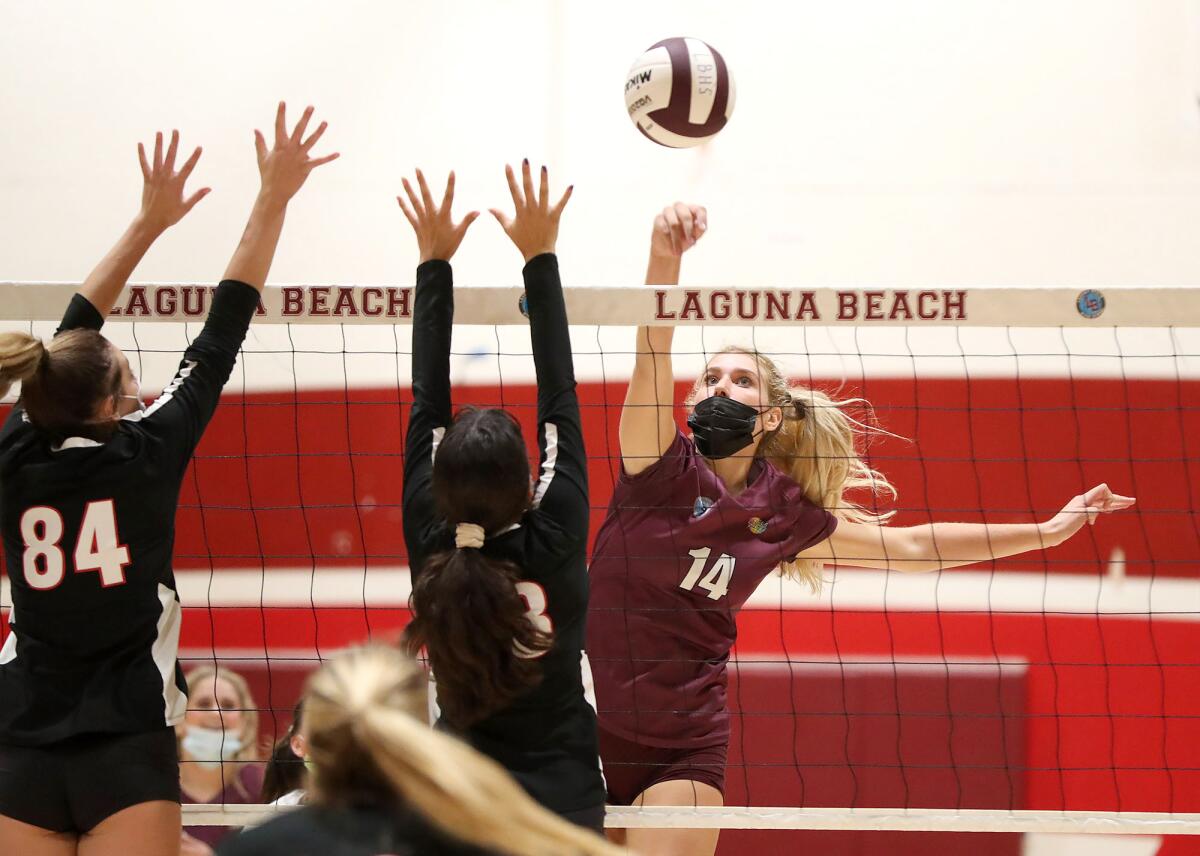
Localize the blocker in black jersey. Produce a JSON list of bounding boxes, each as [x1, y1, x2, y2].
[[0, 281, 260, 747], [402, 254, 605, 820]]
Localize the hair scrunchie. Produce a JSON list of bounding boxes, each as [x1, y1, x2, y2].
[[455, 523, 486, 550]]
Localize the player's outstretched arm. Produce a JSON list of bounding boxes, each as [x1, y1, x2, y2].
[[621, 202, 707, 476], [78, 130, 210, 317], [140, 104, 337, 460], [223, 102, 338, 290], [398, 169, 476, 560], [799, 483, 1136, 572], [491, 161, 588, 529]]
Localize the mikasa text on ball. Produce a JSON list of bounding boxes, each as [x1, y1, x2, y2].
[[624, 37, 735, 148]]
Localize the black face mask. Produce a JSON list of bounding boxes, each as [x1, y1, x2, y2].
[[687, 396, 762, 459]]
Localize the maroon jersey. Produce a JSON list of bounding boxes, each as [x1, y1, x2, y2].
[[587, 429, 837, 748]]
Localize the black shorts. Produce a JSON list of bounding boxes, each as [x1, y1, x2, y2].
[[0, 728, 179, 833], [598, 726, 727, 805]]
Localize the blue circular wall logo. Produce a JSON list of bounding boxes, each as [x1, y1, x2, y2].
[[1076, 289, 1105, 319], [518, 292, 529, 319]]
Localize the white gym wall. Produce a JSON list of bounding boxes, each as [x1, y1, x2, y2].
[[1, 1, 1199, 291]]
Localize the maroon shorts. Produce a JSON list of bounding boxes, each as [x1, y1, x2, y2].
[[598, 726, 727, 805]]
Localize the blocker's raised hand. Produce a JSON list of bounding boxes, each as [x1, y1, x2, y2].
[[137, 129, 210, 231], [255, 102, 339, 204], [489, 160, 573, 262], [397, 169, 479, 263]]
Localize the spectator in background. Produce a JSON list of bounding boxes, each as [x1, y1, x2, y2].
[[260, 699, 307, 806], [179, 665, 264, 855]]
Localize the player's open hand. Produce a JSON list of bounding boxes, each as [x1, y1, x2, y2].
[[1042, 483, 1136, 545], [136, 130, 210, 232], [397, 169, 479, 263], [650, 202, 707, 259], [489, 160, 572, 263], [255, 102, 338, 206]]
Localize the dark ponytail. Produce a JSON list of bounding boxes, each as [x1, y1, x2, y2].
[[403, 408, 552, 729], [261, 699, 307, 803]]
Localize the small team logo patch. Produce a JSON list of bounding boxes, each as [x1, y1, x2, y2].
[[518, 292, 530, 319], [693, 496, 716, 518], [1076, 289, 1105, 319], [747, 516, 767, 535]]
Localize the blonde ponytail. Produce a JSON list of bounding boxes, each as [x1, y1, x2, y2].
[[0, 328, 122, 440], [0, 331, 46, 400], [304, 646, 621, 856], [693, 347, 899, 591]]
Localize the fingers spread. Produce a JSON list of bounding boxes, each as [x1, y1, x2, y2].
[[521, 159, 535, 209], [402, 177, 424, 218], [552, 183, 574, 217], [181, 187, 211, 215], [441, 171, 456, 211], [396, 195, 418, 229], [504, 163, 522, 209], [153, 131, 164, 171], [416, 169, 435, 214], [178, 146, 203, 181], [301, 121, 328, 153], [292, 106, 314, 144], [308, 152, 339, 168], [455, 209, 480, 237], [274, 101, 287, 145], [164, 130, 180, 172], [538, 165, 549, 210], [137, 142, 151, 181], [488, 208, 511, 230], [254, 130, 268, 163]]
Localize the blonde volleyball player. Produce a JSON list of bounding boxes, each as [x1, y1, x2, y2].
[[585, 202, 1137, 856], [0, 103, 336, 856], [218, 646, 623, 856]]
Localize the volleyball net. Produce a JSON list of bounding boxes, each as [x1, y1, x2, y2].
[[1, 283, 1198, 843]]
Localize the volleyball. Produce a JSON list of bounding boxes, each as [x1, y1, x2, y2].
[[624, 37, 735, 148]]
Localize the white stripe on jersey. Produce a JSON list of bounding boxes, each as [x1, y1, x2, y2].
[[531, 423, 559, 510], [580, 651, 607, 785], [153, 583, 187, 724], [124, 359, 198, 423], [51, 436, 103, 452], [0, 604, 15, 665], [430, 426, 445, 464]]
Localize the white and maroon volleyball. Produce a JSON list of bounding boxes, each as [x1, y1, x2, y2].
[[624, 37, 735, 148]]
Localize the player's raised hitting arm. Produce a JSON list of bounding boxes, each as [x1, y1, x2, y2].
[[801, 483, 1136, 571], [490, 161, 587, 535], [620, 202, 708, 476], [398, 168, 478, 565]]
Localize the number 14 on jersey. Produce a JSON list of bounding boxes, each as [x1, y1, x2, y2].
[[680, 547, 734, 600]]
